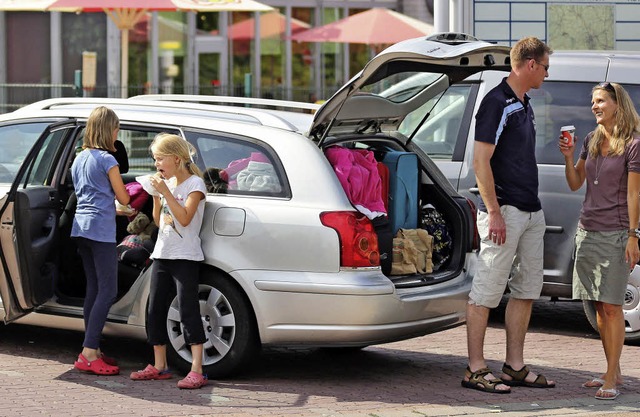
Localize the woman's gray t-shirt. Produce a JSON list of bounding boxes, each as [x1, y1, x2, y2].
[[578, 133, 640, 231]]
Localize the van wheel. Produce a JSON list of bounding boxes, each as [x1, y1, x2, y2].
[[582, 269, 640, 343], [164, 273, 260, 378]]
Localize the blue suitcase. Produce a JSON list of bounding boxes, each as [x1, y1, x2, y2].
[[382, 151, 419, 234]]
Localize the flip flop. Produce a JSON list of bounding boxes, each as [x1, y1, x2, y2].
[[595, 388, 620, 400], [74, 353, 120, 375], [582, 377, 605, 388]]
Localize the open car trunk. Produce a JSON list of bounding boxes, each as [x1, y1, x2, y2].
[[321, 135, 475, 289], [312, 34, 506, 288]]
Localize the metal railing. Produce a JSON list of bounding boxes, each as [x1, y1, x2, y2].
[[0, 83, 77, 113]]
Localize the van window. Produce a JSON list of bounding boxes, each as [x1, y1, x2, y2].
[[531, 81, 640, 165], [401, 85, 473, 160]]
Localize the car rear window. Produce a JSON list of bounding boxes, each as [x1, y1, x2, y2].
[[361, 72, 443, 103]]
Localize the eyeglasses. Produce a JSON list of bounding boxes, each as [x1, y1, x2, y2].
[[527, 57, 549, 72]]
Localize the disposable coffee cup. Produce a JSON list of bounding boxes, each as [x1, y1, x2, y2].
[[561, 125, 575, 147]]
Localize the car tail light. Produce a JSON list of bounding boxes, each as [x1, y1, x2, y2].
[[320, 211, 380, 268], [466, 198, 480, 251]]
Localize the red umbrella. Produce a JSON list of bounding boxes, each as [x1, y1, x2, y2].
[[225, 11, 310, 40], [47, 0, 273, 97], [291, 8, 434, 45]]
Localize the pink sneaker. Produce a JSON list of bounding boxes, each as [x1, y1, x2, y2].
[[177, 371, 208, 389]]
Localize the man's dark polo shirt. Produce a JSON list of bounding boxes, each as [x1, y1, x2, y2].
[[475, 77, 541, 213]]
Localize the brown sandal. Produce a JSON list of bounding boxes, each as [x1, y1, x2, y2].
[[461, 366, 511, 394], [501, 363, 555, 388]]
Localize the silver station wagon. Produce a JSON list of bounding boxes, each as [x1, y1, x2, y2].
[[0, 34, 510, 377]]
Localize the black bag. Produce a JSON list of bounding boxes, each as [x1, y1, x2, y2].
[[372, 215, 393, 275], [421, 204, 452, 270]]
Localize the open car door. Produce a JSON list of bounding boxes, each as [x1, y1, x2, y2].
[[0, 121, 80, 323]]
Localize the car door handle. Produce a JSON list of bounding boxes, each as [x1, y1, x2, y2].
[[469, 187, 479, 195]]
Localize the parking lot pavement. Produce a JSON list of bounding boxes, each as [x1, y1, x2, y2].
[[0, 297, 639, 417]]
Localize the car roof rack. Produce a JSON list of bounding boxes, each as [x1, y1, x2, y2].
[[14, 97, 312, 132], [129, 94, 321, 112]]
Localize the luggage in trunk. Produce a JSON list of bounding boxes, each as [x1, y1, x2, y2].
[[382, 151, 419, 234]]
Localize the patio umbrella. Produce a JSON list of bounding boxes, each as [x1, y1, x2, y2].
[[130, 13, 188, 45], [47, 0, 273, 97], [225, 10, 310, 40], [291, 8, 434, 45]]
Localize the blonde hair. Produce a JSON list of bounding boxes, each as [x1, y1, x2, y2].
[[150, 133, 202, 177], [83, 106, 119, 152], [510, 37, 552, 68], [589, 82, 640, 158]]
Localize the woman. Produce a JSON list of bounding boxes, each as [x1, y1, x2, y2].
[[559, 82, 640, 400]]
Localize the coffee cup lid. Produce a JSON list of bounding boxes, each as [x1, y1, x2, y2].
[[561, 125, 575, 131]]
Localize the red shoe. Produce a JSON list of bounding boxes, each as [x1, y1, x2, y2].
[[177, 371, 208, 389], [130, 364, 173, 381], [100, 353, 118, 366], [74, 354, 120, 375]]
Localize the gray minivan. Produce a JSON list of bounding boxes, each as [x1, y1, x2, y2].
[[405, 45, 640, 342]]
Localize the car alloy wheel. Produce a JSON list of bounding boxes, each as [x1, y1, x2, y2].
[[165, 273, 259, 378]]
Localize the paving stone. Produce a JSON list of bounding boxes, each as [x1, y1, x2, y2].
[[0, 298, 639, 416]]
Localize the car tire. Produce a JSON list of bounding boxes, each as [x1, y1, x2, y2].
[[164, 272, 260, 378], [582, 267, 640, 343]]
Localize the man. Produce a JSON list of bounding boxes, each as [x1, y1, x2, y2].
[[461, 37, 555, 394]]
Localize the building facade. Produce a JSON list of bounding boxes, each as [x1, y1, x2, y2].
[[1, 0, 638, 112], [0, 1, 409, 109], [470, 0, 640, 50]]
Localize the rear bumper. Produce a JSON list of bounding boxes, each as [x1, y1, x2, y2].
[[238, 266, 473, 346]]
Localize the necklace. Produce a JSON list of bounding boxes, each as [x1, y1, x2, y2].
[[594, 154, 607, 185]]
